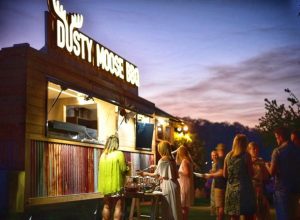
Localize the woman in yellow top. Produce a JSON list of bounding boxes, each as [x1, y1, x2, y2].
[[98, 135, 128, 220]]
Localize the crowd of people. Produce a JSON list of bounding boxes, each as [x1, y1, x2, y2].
[[97, 127, 300, 220], [140, 142, 197, 220], [207, 127, 300, 220], [97, 135, 194, 220]]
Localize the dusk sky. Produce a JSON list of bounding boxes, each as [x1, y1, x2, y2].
[[1, 0, 300, 127]]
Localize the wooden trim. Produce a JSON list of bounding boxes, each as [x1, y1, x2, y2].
[[27, 134, 105, 149], [27, 192, 104, 206], [27, 134, 155, 155], [119, 146, 154, 155]]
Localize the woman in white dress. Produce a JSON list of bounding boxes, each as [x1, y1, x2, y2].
[[141, 141, 182, 220]]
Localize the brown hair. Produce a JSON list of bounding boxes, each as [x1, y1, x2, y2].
[[274, 127, 290, 141], [247, 141, 259, 150], [291, 129, 300, 138]]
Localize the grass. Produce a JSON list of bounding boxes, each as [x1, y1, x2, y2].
[[187, 198, 276, 220], [137, 198, 277, 220], [188, 198, 214, 219], [3, 197, 277, 219]]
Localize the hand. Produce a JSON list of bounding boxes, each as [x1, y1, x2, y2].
[[204, 173, 212, 179], [136, 170, 143, 176]]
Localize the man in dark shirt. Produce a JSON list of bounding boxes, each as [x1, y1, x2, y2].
[[266, 127, 300, 220], [207, 143, 226, 220], [290, 129, 300, 219]]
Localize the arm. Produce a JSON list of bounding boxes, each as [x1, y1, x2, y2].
[[141, 162, 160, 178], [265, 149, 278, 176], [261, 161, 270, 181], [205, 156, 225, 179], [223, 155, 228, 178], [265, 161, 276, 176], [142, 171, 159, 178], [209, 169, 223, 178], [118, 151, 129, 173]]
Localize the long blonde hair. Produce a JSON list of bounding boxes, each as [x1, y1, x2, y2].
[[176, 145, 191, 165], [158, 141, 172, 159], [104, 135, 119, 154], [231, 134, 248, 157]]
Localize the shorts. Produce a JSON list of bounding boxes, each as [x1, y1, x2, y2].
[[214, 188, 225, 208]]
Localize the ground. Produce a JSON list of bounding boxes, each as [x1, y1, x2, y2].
[[3, 198, 277, 219]]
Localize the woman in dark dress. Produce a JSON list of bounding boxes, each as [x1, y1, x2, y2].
[[223, 134, 256, 220]]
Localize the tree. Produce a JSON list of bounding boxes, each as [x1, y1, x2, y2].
[[257, 89, 300, 132], [173, 131, 205, 172], [256, 89, 300, 147], [173, 131, 206, 189]]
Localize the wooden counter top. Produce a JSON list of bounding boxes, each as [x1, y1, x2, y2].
[[27, 192, 104, 206]]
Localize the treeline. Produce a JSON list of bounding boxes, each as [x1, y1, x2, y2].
[[182, 117, 273, 172], [182, 88, 299, 173]]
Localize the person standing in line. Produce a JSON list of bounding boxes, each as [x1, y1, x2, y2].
[[176, 145, 194, 220], [291, 129, 300, 220], [206, 143, 226, 220], [291, 129, 300, 147], [141, 141, 182, 220], [209, 150, 218, 216], [266, 127, 300, 220], [247, 141, 271, 220], [98, 135, 129, 220], [223, 134, 255, 220]]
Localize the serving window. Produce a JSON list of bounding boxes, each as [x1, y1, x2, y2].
[[135, 114, 154, 151], [47, 81, 118, 144]]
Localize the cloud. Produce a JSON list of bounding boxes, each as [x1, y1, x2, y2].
[[144, 46, 300, 127]]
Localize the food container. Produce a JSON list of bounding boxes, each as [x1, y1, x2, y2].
[[140, 176, 159, 193], [124, 176, 142, 193]]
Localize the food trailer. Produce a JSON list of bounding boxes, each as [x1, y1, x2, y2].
[[0, 0, 181, 218]]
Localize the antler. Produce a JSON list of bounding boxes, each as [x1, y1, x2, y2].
[[52, 0, 67, 24], [71, 14, 84, 29]]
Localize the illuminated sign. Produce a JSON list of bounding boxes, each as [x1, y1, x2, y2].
[[47, 0, 140, 87]]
